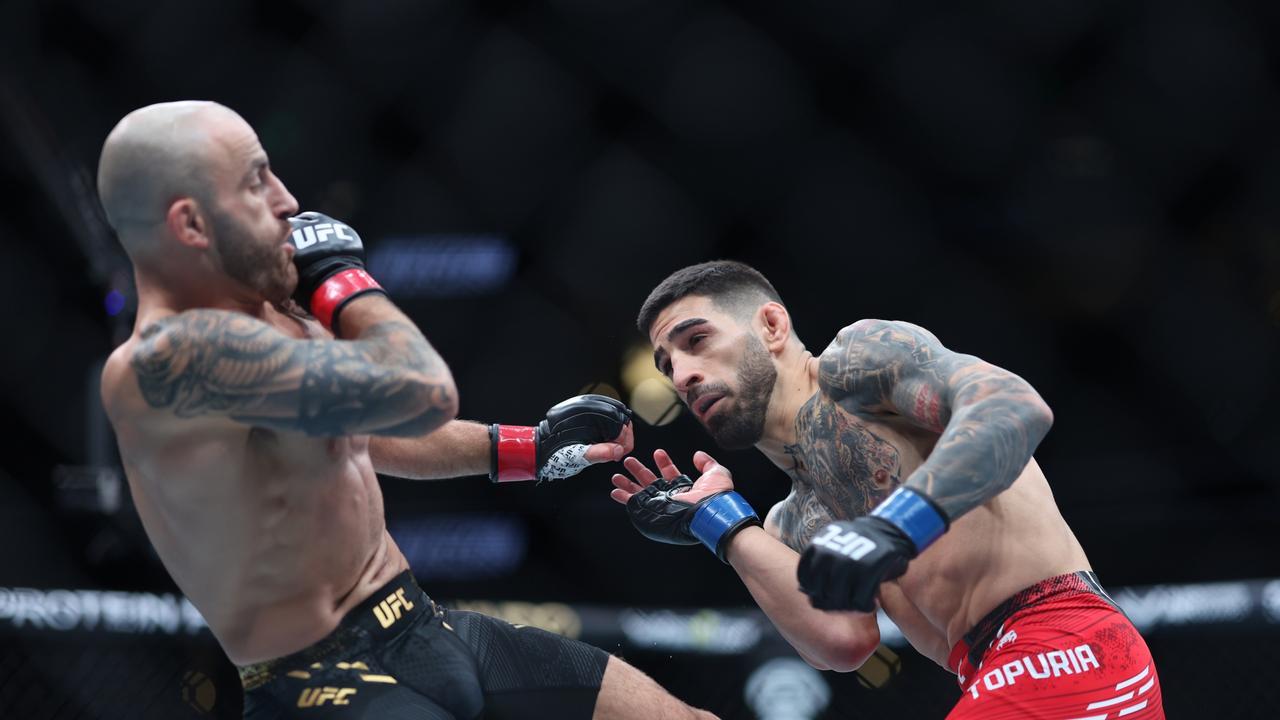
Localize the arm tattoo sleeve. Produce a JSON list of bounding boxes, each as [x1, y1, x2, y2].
[[130, 309, 454, 436], [818, 319, 1054, 520]]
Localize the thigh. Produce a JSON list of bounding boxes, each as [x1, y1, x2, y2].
[[444, 611, 715, 720], [592, 655, 717, 720], [443, 609, 609, 720]]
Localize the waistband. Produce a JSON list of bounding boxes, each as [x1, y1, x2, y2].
[[238, 570, 434, 690], [946, 570, 1115, 674]]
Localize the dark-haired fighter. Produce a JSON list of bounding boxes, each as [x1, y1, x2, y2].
[[98, 100, 716, 719], [613, 260, 1163, 719]]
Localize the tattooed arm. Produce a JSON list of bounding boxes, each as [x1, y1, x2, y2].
[[129, 297, 457, 437], [818, 319, 1053, 521]]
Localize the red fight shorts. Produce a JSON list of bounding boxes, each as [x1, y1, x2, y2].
[[946, 571, 1164, 719]]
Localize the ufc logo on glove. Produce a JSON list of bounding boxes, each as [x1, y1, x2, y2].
[[812, 523, 878, 560], [291, 222, 355, 250]]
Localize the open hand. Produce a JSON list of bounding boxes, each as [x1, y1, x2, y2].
[[610, 449, 733, 506]]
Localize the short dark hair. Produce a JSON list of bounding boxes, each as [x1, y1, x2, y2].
[[637, 260, 783, 336]]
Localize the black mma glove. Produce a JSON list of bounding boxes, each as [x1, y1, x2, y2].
[[288, 211, 386, 333], [797, 487, 950, 612], [626, 475, 760, 563], [489, 394, 632, 482]]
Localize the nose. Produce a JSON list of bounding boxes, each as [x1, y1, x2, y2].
[[269, 172, 300, 219], [671, 359, 703, 399]]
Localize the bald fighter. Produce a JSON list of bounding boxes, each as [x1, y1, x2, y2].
[[98, 101, 715, 719], [613, 261, 1163, 718]]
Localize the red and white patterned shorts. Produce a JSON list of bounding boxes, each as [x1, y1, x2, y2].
[[946, 571, 1163, 719]]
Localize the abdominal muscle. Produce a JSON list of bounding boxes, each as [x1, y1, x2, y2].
[[121, 427, 408, 666], [874, 459, 1092, 668]]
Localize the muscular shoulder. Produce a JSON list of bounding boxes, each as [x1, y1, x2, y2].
[[101, 340, 139, 424], [102, 314, 255, 440], [816, 319, 942, 408], [124, 309, 298, 421], [133, 309, 273, 362]]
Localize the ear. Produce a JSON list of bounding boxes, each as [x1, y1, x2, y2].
[[165, 197, 210, 250], [757, 302, 791, 354]]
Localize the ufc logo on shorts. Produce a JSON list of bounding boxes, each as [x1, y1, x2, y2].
[[813, 524, 877, 560], [372, 587, 415, 629], [291, 222, 354, 250]]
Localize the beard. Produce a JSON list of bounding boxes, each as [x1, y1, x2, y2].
[[704, 334, 778, 450], [208, 206, 294, 306]]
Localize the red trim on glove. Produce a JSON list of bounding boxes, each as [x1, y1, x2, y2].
[[310, 268, 383, 331], [494, 425, 538, 482]]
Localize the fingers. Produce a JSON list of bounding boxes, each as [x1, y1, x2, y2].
[[584, 442, 625, 463], [611, 472, 641, 492], [653, 448, 683, 480], [692, 450, 725, 475], [616, 422, 635, 453], [622, 456, 658, 487], [610, 474, 637, 505], [580, 422, 636, 464]]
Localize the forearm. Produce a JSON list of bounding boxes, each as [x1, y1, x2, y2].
[[337, 293, 426, 346], [333, 294, 458, 436], [905, 392, 1053, 520], [370, 420, 491, 480], [726, 526, 878, 671]]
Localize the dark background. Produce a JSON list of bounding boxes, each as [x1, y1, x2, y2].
[[1, 0, 1278, 717]]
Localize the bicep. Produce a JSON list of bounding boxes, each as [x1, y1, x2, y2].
[[820, 319, 1026, 431], [130, 310, 450, 437]]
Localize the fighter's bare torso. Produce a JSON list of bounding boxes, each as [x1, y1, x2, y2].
[[101, 303, 408, 665], [768, 360, 1090, 667]]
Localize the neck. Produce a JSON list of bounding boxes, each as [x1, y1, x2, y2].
[[133, 265, 269, 329], [755, 349, 820, 470]]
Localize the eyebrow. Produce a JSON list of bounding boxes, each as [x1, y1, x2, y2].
[[243, 157, 269, 183], [652, 317, 709, 370]]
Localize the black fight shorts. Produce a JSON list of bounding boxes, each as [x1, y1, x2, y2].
[[238, 571, 609, 719]]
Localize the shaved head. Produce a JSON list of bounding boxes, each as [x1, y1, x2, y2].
[[97, 101, 242, 252], [98, 100, 300, 304]]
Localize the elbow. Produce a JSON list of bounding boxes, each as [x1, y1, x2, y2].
[[991, 375, 1053, 446], [809, 635, 878, 674], [392, 372, 459, 437], [820, 650, 875, 674], [1024, 395, 1054, 445]]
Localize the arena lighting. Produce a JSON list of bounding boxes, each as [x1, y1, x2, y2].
[[103, 289, 126, 316], [578, 382, 622, 402], [387, 514, 527, 581], [620, 344, 683, 426], [744, 657, 831, 720], [51, 465, 123, 514], [618, 608, 763, 654], [365, 235, 516, 297]]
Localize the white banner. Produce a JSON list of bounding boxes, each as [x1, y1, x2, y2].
[[0, 586, 207, 635]]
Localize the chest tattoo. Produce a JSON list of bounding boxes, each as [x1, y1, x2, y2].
[[774, 393, 903, 552]]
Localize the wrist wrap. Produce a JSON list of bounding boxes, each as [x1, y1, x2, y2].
[[310, 268, 385, 334], [489, 424, 538, 483], [870, 487, 949, 553], [689, 491, 760, 563]]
